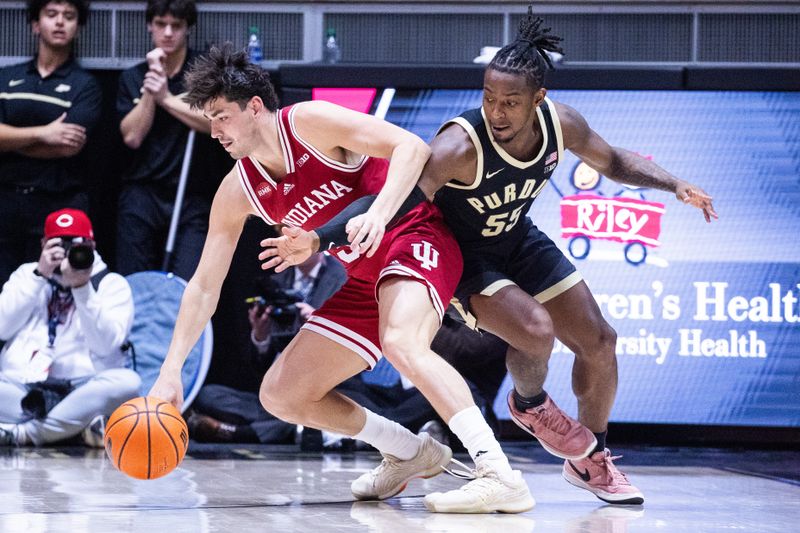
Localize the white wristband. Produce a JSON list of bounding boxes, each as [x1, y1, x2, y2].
[[250, 330, 271, 354]]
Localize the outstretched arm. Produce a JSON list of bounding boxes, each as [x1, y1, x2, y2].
[[557, 102, 718, 222], [292, 101, 431, 254], [258, 122, 476, 272], [149, 169, 252, 408]]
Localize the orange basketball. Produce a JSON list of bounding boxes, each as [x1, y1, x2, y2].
[[104, 396, 189, 480]]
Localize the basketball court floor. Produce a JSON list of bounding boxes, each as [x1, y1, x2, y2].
[[1, 443, 797, 533]]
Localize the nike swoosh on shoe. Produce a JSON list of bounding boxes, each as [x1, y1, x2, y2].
[[568, 461, 592, 482]]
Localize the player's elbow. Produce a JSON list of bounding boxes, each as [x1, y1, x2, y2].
[[122, 132, 143, 150], [411, 137, 432, 165]]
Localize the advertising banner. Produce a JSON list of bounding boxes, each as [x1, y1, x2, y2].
[[384, 89, 800, 427]]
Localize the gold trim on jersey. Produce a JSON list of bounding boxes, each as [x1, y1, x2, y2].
[[452, 270, 584, 331], [438, 116, 485, 191], [449, 298, 478, 330], [545, 96, 565, 164], [480, 104, 549, 169], [481, 279, 516, 297], [534, 271, 583, 303], [0, 92, 72, 108]]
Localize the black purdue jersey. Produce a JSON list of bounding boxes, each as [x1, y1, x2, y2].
[[433, 98, 563, 250]]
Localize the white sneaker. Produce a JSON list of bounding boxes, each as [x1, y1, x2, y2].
[[0, 425, 17, 447], [418, 419, 447, 445], [423, 464, 535, 514], [81, 415, 107, 449], [351, 433, 452, 500]]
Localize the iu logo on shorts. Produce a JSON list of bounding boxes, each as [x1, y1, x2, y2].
[[411, 241, 439, 271]]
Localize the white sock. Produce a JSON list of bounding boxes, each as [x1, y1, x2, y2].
[[0, 423, 28, 446], [448, 406, 514, 481], [353, 409, 421, 460]]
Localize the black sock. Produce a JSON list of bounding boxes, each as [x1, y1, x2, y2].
[[232, 425, 259, 443], [513, 389, 548, 412], [592, 431, 607, 454]]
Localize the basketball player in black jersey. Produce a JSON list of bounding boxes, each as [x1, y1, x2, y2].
[[415, 8, 717, 505], [261, 8, 716, 508]]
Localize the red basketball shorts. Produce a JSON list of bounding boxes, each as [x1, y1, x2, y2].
[[301, 203, 462, 369]]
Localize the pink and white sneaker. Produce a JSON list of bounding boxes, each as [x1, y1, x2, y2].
[[563, 449, 644, 505], [507, 391, 596, 460]]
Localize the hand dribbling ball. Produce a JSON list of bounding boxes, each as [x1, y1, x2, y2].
[[104, 396, 189, 480]]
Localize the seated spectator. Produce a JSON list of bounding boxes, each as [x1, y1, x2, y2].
[[0, 209, 140, 446], [187, 252, 347, 443]]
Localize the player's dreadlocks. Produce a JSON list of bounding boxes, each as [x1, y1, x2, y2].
[[488, 5, 563, 90]]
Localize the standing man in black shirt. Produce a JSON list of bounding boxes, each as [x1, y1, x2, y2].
[[0, 0, 101, 284], [116, 0, 212, 280]]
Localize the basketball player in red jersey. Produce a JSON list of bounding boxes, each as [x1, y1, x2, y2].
[[266, 10, 717, 510], [148, 44, 534, 514]]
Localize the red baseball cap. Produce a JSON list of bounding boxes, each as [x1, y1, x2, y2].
[[44, 208, 94, 240]]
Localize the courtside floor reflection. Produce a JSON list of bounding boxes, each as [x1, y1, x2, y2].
[[0, 444, 797, 533]]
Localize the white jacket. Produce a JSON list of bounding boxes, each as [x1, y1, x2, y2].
[[0, 253, 134, 382]]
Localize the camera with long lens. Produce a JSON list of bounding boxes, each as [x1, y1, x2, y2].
[[246, 279, 304, 327], [59, 237, 94, 270]]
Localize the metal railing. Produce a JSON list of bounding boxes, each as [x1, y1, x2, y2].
[[0, 2, 798, 68]]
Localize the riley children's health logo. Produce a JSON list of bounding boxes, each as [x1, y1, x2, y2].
[[554, 157, 666, 266], [560, 195, 665, 247]]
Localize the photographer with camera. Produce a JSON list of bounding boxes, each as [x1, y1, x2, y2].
[[187, 252, 346, 443], [0, 208, 140, 446]]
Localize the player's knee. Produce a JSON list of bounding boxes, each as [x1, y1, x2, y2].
[[380, 334, 426, 379], [575, 321, 618, 364], [260, 392, 300, 424], [259, 378, 296, 422], [515, 304, 554, 353], [596, 322, 618, 361]]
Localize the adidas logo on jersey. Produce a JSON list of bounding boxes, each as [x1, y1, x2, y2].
[[296, 153, 310, 167], [283, 183, 295, 195]]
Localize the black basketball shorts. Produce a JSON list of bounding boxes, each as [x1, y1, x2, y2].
[[455, 219, 582, 313]]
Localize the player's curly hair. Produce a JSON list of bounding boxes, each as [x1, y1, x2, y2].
[[488, 5, 563, 90], [183, 43, 279, 112], [27, 0, 90, 26]]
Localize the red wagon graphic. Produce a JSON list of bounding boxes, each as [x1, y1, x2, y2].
[[560, 194, 665, 265]]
